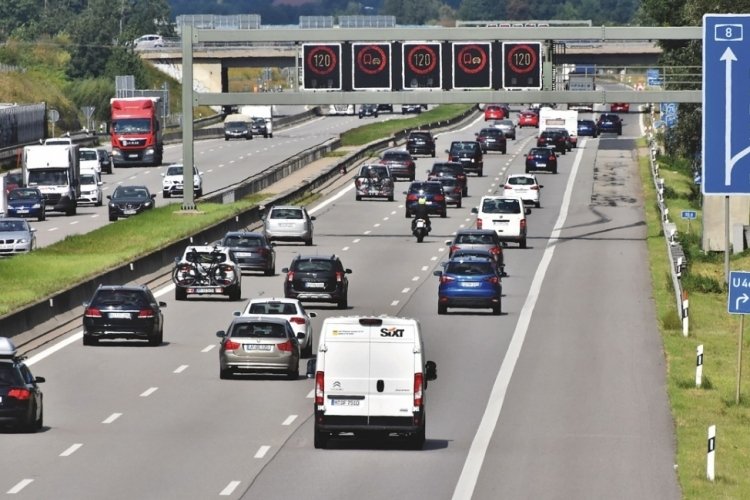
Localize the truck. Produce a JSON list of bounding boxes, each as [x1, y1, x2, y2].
[[539, 107, 579, 148], [223, 114, 253, 141], [110, 97, 164, 167], [22, 144, 80, 216], [238, 105, 273, 138]]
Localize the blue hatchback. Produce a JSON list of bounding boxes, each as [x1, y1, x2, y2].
[[577, 119, 598, 138], [6, 187, 46, 222], [433, 257, 502, 315]]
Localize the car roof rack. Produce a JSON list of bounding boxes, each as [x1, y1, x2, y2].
[[0, 337, 18, 358]]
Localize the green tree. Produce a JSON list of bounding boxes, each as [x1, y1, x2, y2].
[[457, 0, 505, 21]]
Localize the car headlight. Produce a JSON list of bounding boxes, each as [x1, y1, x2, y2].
[[17, 238, 28, 244], [32, 203, 41, 208], [145, 148, 155, 155], [143, 202, 152, 207], [111, 148, 123, 157]]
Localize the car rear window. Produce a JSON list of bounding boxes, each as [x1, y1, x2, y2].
[[451, 142, 478, 152], [480, 129, 501, 136], [248, 302, 298, 315], [410, 133, 431, 140], [481, 198, 521, 214], [230, 321, 287, 338], [79, 150, 98, 161], [383, 152, 410, 161], [185, 250, 228, 264], [293, 259, 334, 272], [92, 290, 149, 308], [445, 261, 494, 275], [270, 208, 303, 219], [223, 235, 263, 248], [433, 164, 460, 174], [456, 232, 497, 244], [507, 176, 536, 186]]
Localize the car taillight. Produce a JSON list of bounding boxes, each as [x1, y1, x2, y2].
[[406, 194, 418, 202], [224, 339, 240, 351], [520, 219, 527, 231], [504, 184, 512, 189], [84, 307, 102, 318], [287, 271, 294, 282], [486, 276, 500, 284], [289, 316, 306, 325], [257, 248, 268, 256], [8, 388, 31, 400], [315, 371, 325, 405], [527, 155, 534, 161], [277, 340, 294, 352], [450, 245, 460, 255], [439, 275, 455, 284], [434, 194, 445, 202], [549, 155, 556, 161], [531, 185, 539, 191], [414, 373, 424, 407], [336, 271, 344, 282], [138, 308, 155, 318], [490, 246, 501, 256], [477, 218, 483, 229]]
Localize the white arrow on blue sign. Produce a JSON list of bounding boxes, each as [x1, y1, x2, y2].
[[702, 15, 750, 195], [681, 210, 697, 220], [728, 271, 750, 314]]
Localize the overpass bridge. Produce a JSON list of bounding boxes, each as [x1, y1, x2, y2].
[[138, 39, 664, 94]]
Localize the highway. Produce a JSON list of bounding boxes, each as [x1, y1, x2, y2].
[[1, 104, 680, 499]]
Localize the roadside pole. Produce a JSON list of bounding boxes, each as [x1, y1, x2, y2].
[[737, 315, 744, 404]]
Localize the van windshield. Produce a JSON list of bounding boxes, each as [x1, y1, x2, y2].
[[28, 170, 68, 186]]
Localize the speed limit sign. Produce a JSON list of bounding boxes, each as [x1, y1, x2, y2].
[[402, 42, 442, 90]]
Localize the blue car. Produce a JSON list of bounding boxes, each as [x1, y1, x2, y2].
[[596, 113, 623, 135], [525, 147, 558, 174], [433, 256, 502, 315], [577, 119, 598, 138], [6, 188, 46, 221]]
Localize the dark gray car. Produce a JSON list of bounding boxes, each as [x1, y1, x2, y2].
[[446, 229, 505, 273]]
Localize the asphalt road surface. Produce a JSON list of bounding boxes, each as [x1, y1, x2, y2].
[[1, 104, 680, 499]]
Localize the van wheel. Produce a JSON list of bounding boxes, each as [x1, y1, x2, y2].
[[314, 427, 329, 449], [520, 238, 527, 249], [409, 425, 426, 450]]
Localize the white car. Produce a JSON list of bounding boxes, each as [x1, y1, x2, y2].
[[134, 34, 164, 50], [235, 297, 317, 358], [172, 245, 241, 301], [79, 148, 101, 174], [78, 170, 103, 206], [471, 195, 530, 248], [162, 164, 203, 198], [502, 173, 543, 208], [262, 205, 315, 245]]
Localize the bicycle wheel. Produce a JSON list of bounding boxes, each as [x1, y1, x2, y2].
[[172, 263, 199, 287], [211, 264, 238, 287]]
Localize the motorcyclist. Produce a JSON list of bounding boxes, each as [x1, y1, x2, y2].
[[411, 196, 432, 233]]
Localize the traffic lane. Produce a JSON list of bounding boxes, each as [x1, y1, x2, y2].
[[470, 138, 680, 498]]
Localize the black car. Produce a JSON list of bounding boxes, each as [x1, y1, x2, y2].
[[525, 147, 558, 174], [597, 113, 623, 135], [447, 141, 484, 176], [404, 180, 447, 218], [251, 117, 269, 138], [6, 187, 46, 221], [376, 104, 393, 113], [97, 148, 113, 174], [107, 185, 156, 221], [82, 285, 166, 346], [406, 130, 436, 157], [0, 337, 44, 433], [427, 161, 468, 196], [219, 231, 276, 275], [475, 127, 507, 154], [401, 104, 423, 114], [358, 104, 378, 118], [281, 255, 351, 309], [537, 130, 568, 154]]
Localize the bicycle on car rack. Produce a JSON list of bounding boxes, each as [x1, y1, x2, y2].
[[172, 246, 242, 301]]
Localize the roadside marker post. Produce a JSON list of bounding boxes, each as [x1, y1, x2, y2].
[[696, 344, 703, 388], [707, 425, 716, 481], [682, 290, 689, 337]]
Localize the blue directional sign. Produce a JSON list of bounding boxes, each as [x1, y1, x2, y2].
[[728, 271, 750, 314], [681, 210, 697, 220], [660, 102, 678, 128], [646, 68, 663, 86], [703, 15, 750, 195]]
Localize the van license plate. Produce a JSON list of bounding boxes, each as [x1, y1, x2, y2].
[[331, 399, 360, 406]]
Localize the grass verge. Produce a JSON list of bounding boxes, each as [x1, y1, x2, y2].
[[641, 143, 750, 497]]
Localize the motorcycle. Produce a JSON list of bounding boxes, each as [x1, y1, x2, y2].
[[412, 218, 429, 243]]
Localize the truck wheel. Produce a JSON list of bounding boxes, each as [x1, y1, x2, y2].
[[314, 427, 329, 449]]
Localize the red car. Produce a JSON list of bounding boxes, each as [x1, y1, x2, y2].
[[610, 103, 630, 113], [518, 111, 539, 128], [484, 105, 506, 121]]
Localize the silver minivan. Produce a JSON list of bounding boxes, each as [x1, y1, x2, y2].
[[262, 205, 315, 246]]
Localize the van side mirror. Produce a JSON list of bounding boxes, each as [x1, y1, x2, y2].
[[306, 358, 317, 379], [425, 361, 437, 381]]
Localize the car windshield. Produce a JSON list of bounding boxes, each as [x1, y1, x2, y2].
[[166, 166, 183, 176], [8, 189, 39, 200], [113, 187, 150, 200], [80, 174, 97, 185], [456, 233, 496, 245], [79, 150, 98, 161], [223, 235, 263, 248], [92, 290, 149, 308], [0, 220, 28, 232], [230, 321, 287, 338], [445, 261, 494, 275], [270, 208, 303, 219], [481, 198, 521, 214], [248, 302, 298, 315], [508, 176, 536, 186]]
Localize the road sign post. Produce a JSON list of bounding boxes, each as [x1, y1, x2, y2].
[[681, 209, 697, 233], [728, 270, 750, 403]]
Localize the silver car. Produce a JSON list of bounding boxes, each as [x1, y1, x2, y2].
[[491, 119, 517, 140], [217, 316, 300, 379], [235, 297, 317, 357], [262, 205, 315, 246], [0, 218, 36, 255]]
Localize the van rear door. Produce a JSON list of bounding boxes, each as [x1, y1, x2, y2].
[[368, 322, 418, 419], [322, 323, 370, 418]]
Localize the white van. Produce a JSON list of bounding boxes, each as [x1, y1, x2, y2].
[[311, 316, 437, 449], [471, 195, 531, 248]]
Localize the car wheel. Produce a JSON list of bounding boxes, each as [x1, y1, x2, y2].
[[431, 151, 435, 158], [405, 210, 411, 218], [477, 169, 483, 177], [525, 169, 530, 174], [229, 286, 242, 301], [149, 331, 162, 347], [163, 191, 170, 198], [38, 213, 45, 222], [83, 334, 97, 346], [265, 266, 275, 276], [19, 406, 39, 433], [438, 304, 447, 315], [303, 340, 313, 358], [456, 199, 462, 209], [175, 287, 187, 301], [388, 195, 394, 202], [502, 149, 507, 154], [196, 190, 202, 198], [553, 168, 558, 174], [36, 407, 43, 430], [287, 366, 299, 380], [462, 188, 468, 197], [493, 303, 502, 315], [520, 238, 527, 249], [314, 427, 329, 449], [305, 238, 313, 246], [109, 215, 117, 222], [220, 368, 233, 380], [356, 195, 362, 201], [535, 201, 541, 208], [96, 198, 103, 207], [338, 295, 348, 309]]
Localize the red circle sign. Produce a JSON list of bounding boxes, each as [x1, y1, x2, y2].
[[506, 44, 537, 74], [356, 45, 387, 75], [406, 45, 438, 76], [306, 46, 337, 76], [456, 44, 487, 75]]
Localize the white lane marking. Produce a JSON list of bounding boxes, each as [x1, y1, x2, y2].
[[342, 246, 350, 251], [438, 247, 445, 252], [70, 221, 79, 225], [373, 223, 381, 228], [306, 390, 314, 399], [452, 141, 586, 500], [282, 415, 298, 426], [383, 216, 389, 221], [173, 364, 188, 373], [363, 230, 371, 235], [202, 344, 216, 353], [91, 214, 100, 218], [391, 210, 397, 215], [254, 445, 271, 458], [421, 266, 429, 271], [308, 180, 355, 215], [219, 481, 241, 496], [25, 332, 82, 367], [391, 300, 399, 306], [140, 387, 158, 397], [353, 238, 361, 243], [48, 227, 59, 232], [459, 224, 465, 228], [7, 479, 33, 494], [59, 443, 83, 457], [401, 288, 410, 293], [102, 413, 122, 424], [412, 276, 420, 281], [431, 256, 438, 261]]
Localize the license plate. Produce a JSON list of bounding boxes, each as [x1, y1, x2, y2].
[[306, 282, 325, 289], [16, 209, 29, 214], [108, 312, 131, 319], [279, 223, 293, 227], [189, 287, 222, 294], [331, 399, 360, 406], [536, 162, 546, 167], [244, 344, 272, 351], [493, 219, 509, 225], [234, 252, 252, 257], [128, 154, 138, 159], [123, 209, 136, 215], [462, 282, 481, 287]]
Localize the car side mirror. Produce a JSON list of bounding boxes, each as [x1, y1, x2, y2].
[[310, 216, 316, 221], [106, 195, 112, 200], [471, 207, 478, 214], [216, 331, 226, 338], [297, 332, 305, 339], [233, 311, 241, 317], [432, 270, 442, 276], [35, 376, 46, 384], [158, 301, 167, 307], [425, 361, 437, 381], [306, 358, 317, 379], [403, 191, 408, 195], [539, 185, 544, 188], [309, 312, 317, 318], [151, 194, 156, 199], [161, 173, 165, 177], [345, 268, 352, 274], [281, 268, 289, 273], [445, 240, 451, 246]]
